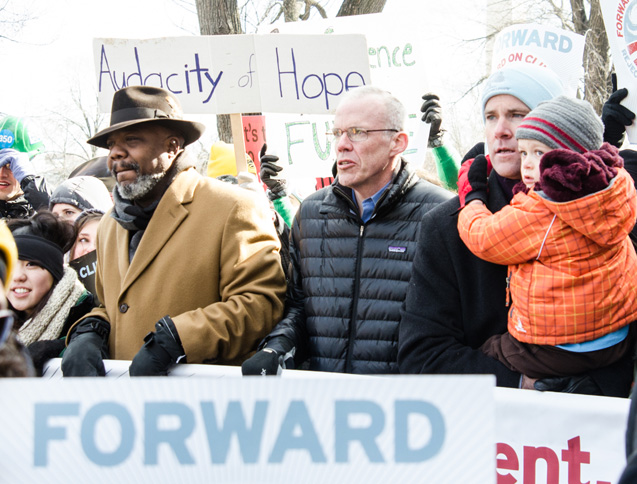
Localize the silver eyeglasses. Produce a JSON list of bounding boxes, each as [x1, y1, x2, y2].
[[327, 127, 398, 142]]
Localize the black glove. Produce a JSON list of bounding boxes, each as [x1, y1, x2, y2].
[[241, 348, 283, 375], [463, 154, 489, 205], [27, 339, 66, 377], [61, 317, 110, 377], [242, 336, 295, 376], [602, 87, 635, 148], [259, 143, 287, 201], [534, 374, 603, 395], [421, 93, 444, 148], [129, 316, 186, 376]]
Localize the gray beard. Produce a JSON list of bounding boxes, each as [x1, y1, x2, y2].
[[116, 171, 166, 200]]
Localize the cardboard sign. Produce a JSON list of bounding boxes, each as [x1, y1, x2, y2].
[[0, 375, 495, 483], [94, 34, 371, 115], [491, 23, 585, 96], [601, 0, 637, 143], [242, 115, 266, 175]]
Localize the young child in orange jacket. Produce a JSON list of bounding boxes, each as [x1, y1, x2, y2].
[[458, 95, 637, 381]]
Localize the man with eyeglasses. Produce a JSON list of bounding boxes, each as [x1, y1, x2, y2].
[[242, 85, 452, 376]]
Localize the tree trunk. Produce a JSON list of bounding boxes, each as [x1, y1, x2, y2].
[[283, 0, 300, 21], [195, 0, 242, 142], [337, 0, 386, 16], [572, 0, 610, 114]]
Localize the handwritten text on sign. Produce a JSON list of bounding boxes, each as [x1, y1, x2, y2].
[[94, 35, 371, 115]]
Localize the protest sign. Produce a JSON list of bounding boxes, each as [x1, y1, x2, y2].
[[601, 0, 637, 143], [41, 359, 630, 483], [94, 35, 370, 116], [0, 375, 495, 483], [491, 23, 585, 96], [260, 12, 435, 186], [69, 250, 98, 298]]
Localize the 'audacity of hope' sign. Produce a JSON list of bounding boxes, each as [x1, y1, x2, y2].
[[94, 34, 371, 115]]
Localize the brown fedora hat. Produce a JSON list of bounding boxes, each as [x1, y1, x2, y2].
[[87, 86, 205, 149]]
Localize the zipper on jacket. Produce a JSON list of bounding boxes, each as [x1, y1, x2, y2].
[[345, 223, 366, 373], [505, 270, 511, 307]]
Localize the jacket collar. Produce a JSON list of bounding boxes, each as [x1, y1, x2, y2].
[[119, 168, 199, 294], [321, 158, 416, 218]]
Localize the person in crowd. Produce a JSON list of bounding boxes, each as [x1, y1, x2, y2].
[[258, 144, 296, 227], [598, 82, 637, 249], [241, 85, 453, 376], [68, 156, 115, 192], [399, 64, 634, 397], [7, 211, 96, 376], [69, 210, 103, 262], [0, 149, 50, 219], [61, 85, 286, 377], [49, 176, 113, 223], [0, 219, 34, 377], [420, 93, 460, 191], [457, 96, 637, 381]]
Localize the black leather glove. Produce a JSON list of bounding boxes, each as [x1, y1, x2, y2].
[[129, 316, 186, 376], [602, 87, 635, 148], [463, 154, 489, 205], [259, 143, 287, 201], [242, 336, 295, 376], [61, 317, 110, 377], [421, 93, 444, 148], [241, 348, 283, 375], [534, 374, 603, 395]]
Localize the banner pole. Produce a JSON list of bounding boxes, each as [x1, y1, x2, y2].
[[230, 113, 248, 173]]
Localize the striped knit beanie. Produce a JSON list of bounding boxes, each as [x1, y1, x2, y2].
[[515, 96, 603, 153]]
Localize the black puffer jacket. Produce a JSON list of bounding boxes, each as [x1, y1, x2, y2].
[[262, 159, 453, 374]]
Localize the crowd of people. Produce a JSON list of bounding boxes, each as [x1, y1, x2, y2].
[[1, 63, 637, 479]]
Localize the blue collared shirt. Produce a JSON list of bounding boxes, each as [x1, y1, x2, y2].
[[352, 181, 391, 223]]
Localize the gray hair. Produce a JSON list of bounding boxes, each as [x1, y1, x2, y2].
[[339, 86, 405, 131]]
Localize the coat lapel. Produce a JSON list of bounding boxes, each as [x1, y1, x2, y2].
[[119, 169, 198, 294]]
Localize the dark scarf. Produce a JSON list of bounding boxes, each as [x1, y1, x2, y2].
[[494, 171, 518, 203], [110, 151, 192, 262]]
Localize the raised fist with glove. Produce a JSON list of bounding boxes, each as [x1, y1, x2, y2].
[[259, 143, 287, 201], [0, 148, 36, 183], [61, 317, 110, 377], [129, 316, 186, 376], [420, 93, 444, 148], [602, 87, 635, 148]]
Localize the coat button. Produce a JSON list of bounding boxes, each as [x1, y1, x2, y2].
[[119, 303, 129, 313]]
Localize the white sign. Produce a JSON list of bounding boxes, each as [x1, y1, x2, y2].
[[491, 23, 585, 96], [94, 34, 371, 115], [0, 375, 495, 483], [495, 388, 629, 484], [601, 0, 637, 143], [29, 361, 637, 482], [261, 12, 436, 185]]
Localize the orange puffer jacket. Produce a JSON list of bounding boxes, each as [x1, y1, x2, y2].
[[458, 168, 637, 345]]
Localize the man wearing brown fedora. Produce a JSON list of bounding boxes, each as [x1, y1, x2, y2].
[[61, 85, 286, 376]]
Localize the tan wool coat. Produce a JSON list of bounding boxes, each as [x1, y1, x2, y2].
[[75, 168, 286, 364]]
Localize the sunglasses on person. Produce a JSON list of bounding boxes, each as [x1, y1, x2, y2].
[[0, 310, 15, 350]]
